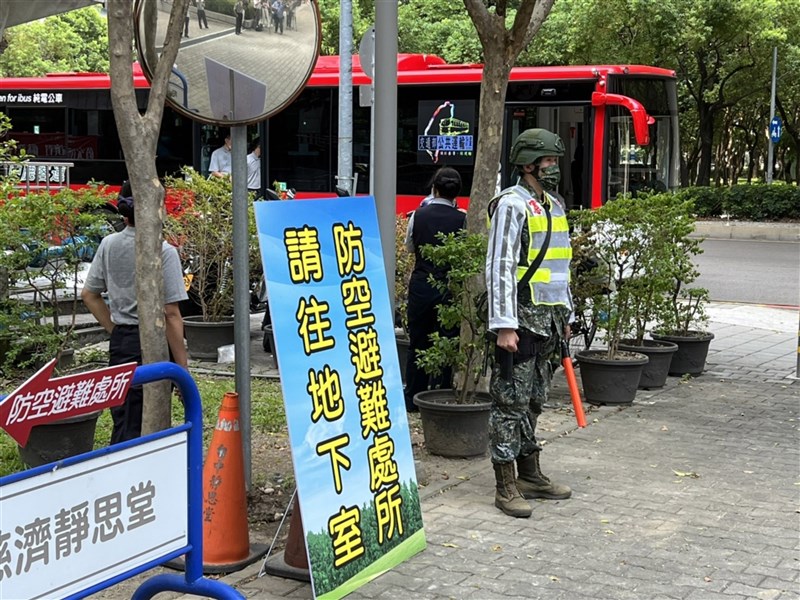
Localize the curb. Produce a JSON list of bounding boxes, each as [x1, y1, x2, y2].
[[692, 220, 799, 241]]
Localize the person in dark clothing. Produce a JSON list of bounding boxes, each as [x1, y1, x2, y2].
[[403, 167, 466, 412], [197, 0, 209, 29], [234, 0, 244, 34], [271, 0, 285, 33]]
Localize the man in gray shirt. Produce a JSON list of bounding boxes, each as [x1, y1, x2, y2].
[[209, 132, 232, 178], [81, 183, 188, 443]]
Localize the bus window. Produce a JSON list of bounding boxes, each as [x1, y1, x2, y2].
[[607, 111, 673, 199], [606, 76, 679, 199], [269, 88, 334, 192]]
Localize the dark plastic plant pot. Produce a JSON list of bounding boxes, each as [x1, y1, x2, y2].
[[395, 333, 410, 386], [650, 330, 715, 376], [183, 315, 235, 360], [18, 411, 101, 468], [262, 324, 278, 370], [618, 339, 679, 389], [412, 389, 492, 458], [575, 349, 649, 406]]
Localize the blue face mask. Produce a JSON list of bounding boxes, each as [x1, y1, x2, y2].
[[538, 165, 561, 192]]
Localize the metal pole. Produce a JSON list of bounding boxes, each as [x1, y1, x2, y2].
[[374, 0, 398, 313], [767, 46, 777, 185], [231, 124, 252, 490], [337, 0, 353, 195]]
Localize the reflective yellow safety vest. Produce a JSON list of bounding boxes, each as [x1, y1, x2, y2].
[[504, 185, 572, 306]]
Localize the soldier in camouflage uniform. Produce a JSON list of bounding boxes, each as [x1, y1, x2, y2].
[[486, 128, 574, 518]]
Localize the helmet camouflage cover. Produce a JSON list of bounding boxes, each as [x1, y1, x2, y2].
[[509, 128, 565, 166]]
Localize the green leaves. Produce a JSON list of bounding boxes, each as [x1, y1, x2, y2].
[[414, 229, 488, 402], [570, 192, 706, 354], [0, 6, 109, 77]]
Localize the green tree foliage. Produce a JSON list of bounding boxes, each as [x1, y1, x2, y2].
[[525, 0, 800, 187], [306, 479, 423, 596], [317, 0, 374, 56], [0, 185, 109, 371], [0, 6, 108, 76], [398, 2, 481, 64]]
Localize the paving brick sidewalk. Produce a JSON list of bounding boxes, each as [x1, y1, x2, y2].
[[152, 304, 798, 600], [85, 303, 798, 599]]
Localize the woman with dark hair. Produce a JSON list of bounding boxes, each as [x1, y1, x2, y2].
[[403, 167, 466, 412]]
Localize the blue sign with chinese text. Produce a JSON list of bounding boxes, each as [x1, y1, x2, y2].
[[255, 197, 425, 600], [770, 116, 782, 144]]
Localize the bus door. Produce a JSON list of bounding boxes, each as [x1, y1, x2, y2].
[[502, 104, 590, 210]]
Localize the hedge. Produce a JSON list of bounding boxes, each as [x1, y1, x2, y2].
[[677, 184, 800, 221]]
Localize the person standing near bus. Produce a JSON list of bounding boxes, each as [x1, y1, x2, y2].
[[209, 132, 232, 178], [247, 137, 262, 198], [81, 183, 188, 444], [234, 0, 244, 34], [197, 0, 209, 29], [485, 128, 573, 518], [403, 167, 466, 413], [271, 0, 285, 34]]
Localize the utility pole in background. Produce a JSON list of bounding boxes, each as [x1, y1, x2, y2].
[[337, 0, 353, 195], [374, 0, 398, 311], [766, 46, 778, 185]]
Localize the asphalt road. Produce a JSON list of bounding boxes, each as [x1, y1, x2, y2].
[[694, 238, 800, 307]]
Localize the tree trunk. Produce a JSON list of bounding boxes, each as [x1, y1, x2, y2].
[[696, 102, 714, 187], [460, 0, 555, 395], [107, 0, 190, 434], [466, 51, 511, 234]]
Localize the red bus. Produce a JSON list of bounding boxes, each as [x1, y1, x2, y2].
[[0, 54, 679, 212]]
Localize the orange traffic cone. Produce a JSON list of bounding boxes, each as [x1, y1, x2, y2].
[[261, 493, 310, 582], [200, 392, 267, 574]]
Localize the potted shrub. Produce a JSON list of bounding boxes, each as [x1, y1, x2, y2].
[[612, 194, 699, 388], [164, 167, 259, 359], [570, 196, 651, 405], [0, 186, 109, 371], [650, 230, 714, 376], [0, 186, 109, 466], [411, 229, 492, 457]]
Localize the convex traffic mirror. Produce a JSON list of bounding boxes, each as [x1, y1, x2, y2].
[[134, 0, 321, 125]]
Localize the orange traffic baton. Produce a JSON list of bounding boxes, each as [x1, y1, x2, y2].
[[561, 341, 587, 428]]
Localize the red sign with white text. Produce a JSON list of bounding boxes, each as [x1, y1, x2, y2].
[[0, 360, 137, 446]]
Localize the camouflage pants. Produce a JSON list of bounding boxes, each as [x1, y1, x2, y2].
[[489, 330, 561, 464]]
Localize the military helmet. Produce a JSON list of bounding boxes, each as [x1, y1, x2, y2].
[[509, 128, 565, 166]]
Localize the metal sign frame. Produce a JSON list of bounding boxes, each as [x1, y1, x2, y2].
[[0, 362, 243, 600]]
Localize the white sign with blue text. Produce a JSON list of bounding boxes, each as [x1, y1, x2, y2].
[[255, 196, 425, 600], [0, 433, 188, 600]]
